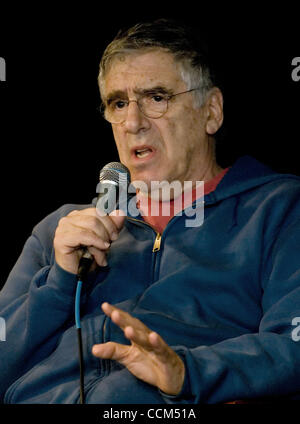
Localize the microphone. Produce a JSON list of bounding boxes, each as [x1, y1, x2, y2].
[[77, 162, 131, 280]]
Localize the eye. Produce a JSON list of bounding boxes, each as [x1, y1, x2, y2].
[[151, 94, 166, 103], [110, 100, 127, 110]]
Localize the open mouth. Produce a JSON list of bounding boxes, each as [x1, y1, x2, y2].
[[135, 147, 153, 158]]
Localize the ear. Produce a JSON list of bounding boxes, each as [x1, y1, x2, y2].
[[205, 88, 224, 135]]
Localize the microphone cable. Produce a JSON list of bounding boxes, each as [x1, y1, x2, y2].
[[75, 279, 84, 404], [75, 255, 94, 404]]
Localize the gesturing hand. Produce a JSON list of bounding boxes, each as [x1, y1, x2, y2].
[[92, 302, 185, 396]]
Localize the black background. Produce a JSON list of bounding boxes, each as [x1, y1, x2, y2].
[[0, 4, 299, 286]]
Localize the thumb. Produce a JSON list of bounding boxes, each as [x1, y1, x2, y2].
[[109, 209, 126, 230], [92, 341, 129, 361]]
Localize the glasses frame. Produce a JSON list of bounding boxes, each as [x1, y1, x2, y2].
[[99, 87, 201, 124]]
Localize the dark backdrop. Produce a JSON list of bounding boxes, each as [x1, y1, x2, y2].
[[0, 5, 299, 286]]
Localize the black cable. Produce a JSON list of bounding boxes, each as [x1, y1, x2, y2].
[[75, 255, 93, 404], [75, 278, 86, 404], [77, 327, 85, 404]]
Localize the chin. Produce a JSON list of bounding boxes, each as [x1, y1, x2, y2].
[[130, 168, 160, 184], [130, 176, 152, 195]]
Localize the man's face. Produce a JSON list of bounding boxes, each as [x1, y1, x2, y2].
[[102, 50, 214, 192]]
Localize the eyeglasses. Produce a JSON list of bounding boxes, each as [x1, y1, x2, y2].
[[100, 88, 201, 124]]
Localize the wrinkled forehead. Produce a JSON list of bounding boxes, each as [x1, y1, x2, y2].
[[99, 49, 186, 100]]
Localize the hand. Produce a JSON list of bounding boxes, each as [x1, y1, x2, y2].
[[53, 208, 125, 274], [92, 302, 185, 396]]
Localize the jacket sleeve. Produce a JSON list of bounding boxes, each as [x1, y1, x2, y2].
[[0, 204, 88, 400], [163, 200, 300, 404]]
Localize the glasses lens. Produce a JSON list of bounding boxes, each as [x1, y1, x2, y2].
[[100, 94, 169, 123], [140, 94, 168, 119], [102, 100, 128, 124]]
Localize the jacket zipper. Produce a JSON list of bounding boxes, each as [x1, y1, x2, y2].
[[152, 232, 162, 252], [126, 217, 163, 286], [126, 217, 162, 250]]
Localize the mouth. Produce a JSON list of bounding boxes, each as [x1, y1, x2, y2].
[[131, 145, 156, 161], [135, 147, 153, 158]]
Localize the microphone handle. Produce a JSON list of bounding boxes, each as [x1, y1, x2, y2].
[[76, 188, 109, 281], [76, 176, 124, 280], [77, 249, 94, 281]]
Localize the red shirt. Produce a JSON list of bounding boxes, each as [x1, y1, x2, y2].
[[137, 168, 229, 233]]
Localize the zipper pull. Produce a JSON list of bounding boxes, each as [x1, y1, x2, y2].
[[152, 233, 162, 252]]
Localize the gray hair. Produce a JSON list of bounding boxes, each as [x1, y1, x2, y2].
[[98, 19, 215, 108]]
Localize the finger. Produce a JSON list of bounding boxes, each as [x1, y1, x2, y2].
[[101, 303, 147, 333], [109, 209, 126, 217], [87, 246, 108, 267], [99, 214, 124, 241], [148, 331, 161, 348], [123, 323, 173, 360], [102, 303, 155, 349], [68, 208, 94, 216], [96, 210, 126, 239], [148, 331, 170, 355], [92, 341, 130, 361], [55, 225, 111, 252], [123, 325, 154, 350], [109, 209, 126, 228], [124, 326, 168, 354], [67, 215, 112, 243], [68, 208, 121, 242], [93, 213, 124, 242]]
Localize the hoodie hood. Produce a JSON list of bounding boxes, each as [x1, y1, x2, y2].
[[205, 155, 300, 205]]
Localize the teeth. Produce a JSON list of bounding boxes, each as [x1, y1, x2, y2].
[[136, 148, 151, 158]]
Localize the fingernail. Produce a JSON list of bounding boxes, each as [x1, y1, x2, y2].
[[104, 241, 110, 248], [92, 345, 100, 355], [102, 259, 108, 267], [111, 232, 118, 241]]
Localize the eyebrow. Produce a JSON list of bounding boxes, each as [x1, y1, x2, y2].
[[138, 86, 173, 95], [105, 86, 173, 104], [105, 90, 127, 105]]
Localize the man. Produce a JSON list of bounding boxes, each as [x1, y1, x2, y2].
[[1, 19, 300, 404]]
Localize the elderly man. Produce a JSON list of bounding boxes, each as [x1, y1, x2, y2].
[[1, 19, 300, 404]]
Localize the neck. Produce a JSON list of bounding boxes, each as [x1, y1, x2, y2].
[[182, 137, 223, 186]]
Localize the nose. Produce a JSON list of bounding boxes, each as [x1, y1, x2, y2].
[[123, 100, 150, 134]]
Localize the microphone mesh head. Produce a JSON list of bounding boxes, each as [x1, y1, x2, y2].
[[99, 162, 131, 185]]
